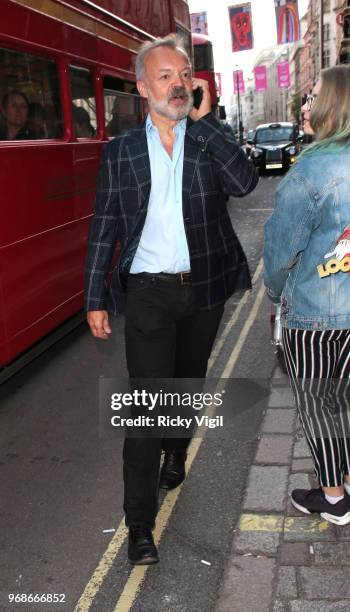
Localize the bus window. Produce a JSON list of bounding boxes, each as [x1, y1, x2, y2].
[[103, 76, 142, 138], [193, 43, 214, 72], [175, 26, 192, 58], [0, 47, 62, 141], [70, 66, 97, 138]]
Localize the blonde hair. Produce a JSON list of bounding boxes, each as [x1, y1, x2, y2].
[[308, 65, 350, 151]]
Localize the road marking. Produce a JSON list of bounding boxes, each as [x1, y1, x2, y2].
[[209, 258, 263, 368], [74, 262, 266, 612], [114, 437, 202, 612], [238, 513, 330, 533], [239, 514, 284, 532], [284, 516, 330, 533], [112, 278, 267, 612], [74, 522, 129, 611]]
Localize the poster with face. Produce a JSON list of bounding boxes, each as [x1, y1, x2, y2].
[[275, 0, 300, 44], [190, 12, 208, 35], [228, 4, 254, 52]]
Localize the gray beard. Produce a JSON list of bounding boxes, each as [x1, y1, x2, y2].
[[147, 90, 193, 121]]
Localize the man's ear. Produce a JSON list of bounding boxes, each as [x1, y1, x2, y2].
[[136, 80, 148, 99]]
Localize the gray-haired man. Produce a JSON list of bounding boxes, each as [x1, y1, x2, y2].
[[85, 35, 258, 564]]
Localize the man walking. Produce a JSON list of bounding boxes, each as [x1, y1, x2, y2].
[[85, 35, 258, 565]]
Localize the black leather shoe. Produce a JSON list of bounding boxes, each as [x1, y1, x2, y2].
[[128, 525, 159, 565], [159, 450, 187, 490]]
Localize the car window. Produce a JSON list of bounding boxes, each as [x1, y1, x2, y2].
[[256, 127, 293, 144]]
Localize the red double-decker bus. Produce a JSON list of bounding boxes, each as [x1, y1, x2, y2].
[[192, 33, 219, 112], [0, 0, 191, 374]]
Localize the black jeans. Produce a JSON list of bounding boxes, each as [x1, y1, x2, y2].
[[123, 273, 224, 527]]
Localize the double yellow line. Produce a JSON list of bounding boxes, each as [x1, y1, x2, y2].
[[75, 259, 265, 612]]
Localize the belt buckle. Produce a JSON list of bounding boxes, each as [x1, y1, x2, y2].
[[180, 271, 191, 285]]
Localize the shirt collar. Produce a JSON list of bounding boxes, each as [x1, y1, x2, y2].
[[146, 113, 187, 135]]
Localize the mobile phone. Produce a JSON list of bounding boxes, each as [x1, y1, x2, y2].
[[193, 86, 203, 109]]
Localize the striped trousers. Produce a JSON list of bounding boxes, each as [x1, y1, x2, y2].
[[282, 328, 350, 487]]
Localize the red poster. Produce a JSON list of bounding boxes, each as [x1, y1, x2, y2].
[[254, 65, 267, 92], [275, 0, 300, 44], [277, 61, 290, 89], [233, 70, 245, 94], [228, 4, 254, 52]]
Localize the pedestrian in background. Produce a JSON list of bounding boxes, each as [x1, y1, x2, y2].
[[264, 65, 350, 526], [85, 35, 258, 565]]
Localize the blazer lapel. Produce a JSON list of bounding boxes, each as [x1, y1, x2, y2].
[[126, 125, 151, 206], [182, 118, 201, 217]]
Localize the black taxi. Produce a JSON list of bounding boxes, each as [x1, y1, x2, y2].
[[249, 122, 301, 172]]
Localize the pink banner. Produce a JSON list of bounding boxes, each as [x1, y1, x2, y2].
[[233, 70, 245, 94], [254, 65, 267, 92], [277, 61, 290, 89]]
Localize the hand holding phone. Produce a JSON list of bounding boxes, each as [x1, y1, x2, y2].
[[190, 78, 211, 121]]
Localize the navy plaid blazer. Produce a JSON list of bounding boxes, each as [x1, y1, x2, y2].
[[84, 113, 259, 314]]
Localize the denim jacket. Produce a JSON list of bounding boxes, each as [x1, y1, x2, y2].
[[264, 143, 350, 330]]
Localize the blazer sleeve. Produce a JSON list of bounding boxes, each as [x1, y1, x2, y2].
[[187, 113, 259, 197], [263, 171, 319, 302], [84, 141, 120, 312]]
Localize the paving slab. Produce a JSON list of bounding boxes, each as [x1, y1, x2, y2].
[[262, 409, 296, 434], [313, 542, 350, 565], [280, 542, 311, 566], [255, 435, 293, 464], [333, 522, 350, 540], [298, 567, 350, 599], [291, 458, 315, 473], [215, 556, 276, 612], [234, 529, 280, 555], [273, 601, 289, 612], [276, 566, 298, 599], [283, 516, 336, 542], [289, 602, 350, 611], [293, 438, 311, 459], [243, 466, 289, 512], [268, 387, 295, 408]]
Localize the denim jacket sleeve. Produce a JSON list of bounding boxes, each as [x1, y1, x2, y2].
[[263, 171, 319, 302]]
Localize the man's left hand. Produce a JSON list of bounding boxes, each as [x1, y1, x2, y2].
[[190, 78, 211, 121]]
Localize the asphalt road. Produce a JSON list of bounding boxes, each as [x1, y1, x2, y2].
[[0, 174, 283, 612]]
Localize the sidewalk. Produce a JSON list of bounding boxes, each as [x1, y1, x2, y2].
[[215, 363, 350, 612]]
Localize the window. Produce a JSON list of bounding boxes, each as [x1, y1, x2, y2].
[[0, 47, 62, 141], [323, 23, 330, 42], [323, 0, 330, 13], [175, 26, 192, 58], [255, 126, 294, 144], [323, 49, 331, 68], [193, 43, 214, 72], [103, 76, 143, 138], [70, 66, 96, 138]]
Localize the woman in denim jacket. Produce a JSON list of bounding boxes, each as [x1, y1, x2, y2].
[[264, 65, 350, 525]]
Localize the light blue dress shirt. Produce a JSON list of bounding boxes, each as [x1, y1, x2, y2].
[[130, 114, 190, 274]]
